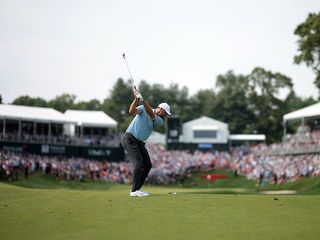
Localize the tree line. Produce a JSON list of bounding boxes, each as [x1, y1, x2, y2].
[[11, 67, 316, 143], [6, 11, 320, 143]]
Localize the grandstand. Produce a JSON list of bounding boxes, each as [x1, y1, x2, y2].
[[64, 109, 119, 147], [253, 102, 320, 156], [228, 102, 320, 185], [0, 104, 123, 161]]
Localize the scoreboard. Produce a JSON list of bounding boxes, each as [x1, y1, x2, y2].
[[166, 116, 181, 144]]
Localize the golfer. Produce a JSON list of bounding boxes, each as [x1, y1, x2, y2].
[[121, 89, 171, 197]]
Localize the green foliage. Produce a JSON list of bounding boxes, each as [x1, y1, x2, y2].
[[213, 71, 255, 134], [189, 89, 216, 121], [162, 83, 190, 121], [246, 67, 294, 142], [139, 81, 191, 121], [117, 80, 191, 132], [48, 93, 77, 112], [101, 78, 133, 131], [75, 99, 101, 111], [12, 95, 48, 107], [294, 12, 320, 96]]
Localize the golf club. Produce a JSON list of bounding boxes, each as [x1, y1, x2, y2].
[[122, 53, 138, 91]]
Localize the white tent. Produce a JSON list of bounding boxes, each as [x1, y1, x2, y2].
[[229, 134, 266, 141], [182, 116, 229, 143], [147, 131, 166, 145], [0, 104, 75, 123], [64, 110, 117, 128], [282, 102, 320, 139], [283, 102, 320, 122]]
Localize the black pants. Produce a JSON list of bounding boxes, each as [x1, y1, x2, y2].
[[121, 132, 152, 192]]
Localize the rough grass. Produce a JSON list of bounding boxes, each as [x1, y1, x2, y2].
[[258, 176, 320, 195], [1, 174, 320, 240]]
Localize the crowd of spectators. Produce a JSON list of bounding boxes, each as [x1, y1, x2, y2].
[[1, 131, 319, 186], [252, 126, 320, 155], [146, 144, 230, 185], [0, 150, 131, 183], [0, 132, 120, 147], [230, 148, 320, 186], [0, 145, 230, 185], [76, 133, 120, 147]]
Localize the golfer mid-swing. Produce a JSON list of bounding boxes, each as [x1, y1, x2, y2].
[[121, 89, 171, 197]]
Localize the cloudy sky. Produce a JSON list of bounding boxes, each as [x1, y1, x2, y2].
[[0, 0, 319, 103]]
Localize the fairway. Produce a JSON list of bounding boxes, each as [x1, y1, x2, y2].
[[1, 181, 320, 240]]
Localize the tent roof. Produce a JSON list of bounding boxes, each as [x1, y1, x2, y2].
[[0, 104, 76, 124], [229, 134, 266, 141], [64, 110, 117, 128], [183, 116, 228, 129], [283, 102, 320, 121]]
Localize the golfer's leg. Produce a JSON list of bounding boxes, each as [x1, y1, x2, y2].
[[137, 144, 152, 190], [121, 134, 144, 192]]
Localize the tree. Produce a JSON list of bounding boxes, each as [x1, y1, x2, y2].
[[294, 12, 320, 96], [212, 71, 255, 134], [75, 99, 101, 111], [139, 81, 191, 131], [0, 95, 2, 104], [160, 83, 190, 122], [102, 78, 133, 131], [102, 78, 191, 131], [247, 67, 294, 142], [12, 95, 48, 107], [189, 89, 216, 121], [48, 93, 76, 112]]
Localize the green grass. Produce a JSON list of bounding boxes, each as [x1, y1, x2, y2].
[[1, 174, 320, 240], [177, 170, 258, 194], [6, 172, 120, 191], [259, 176, 320, 195]]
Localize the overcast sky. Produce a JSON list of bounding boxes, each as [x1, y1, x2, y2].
[[0, 0, 319, 104]]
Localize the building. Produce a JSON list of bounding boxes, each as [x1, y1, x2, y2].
[[182, 116, 229, 150]]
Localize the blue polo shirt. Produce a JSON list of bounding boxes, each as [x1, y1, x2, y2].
[[126, 105, 164, 142]]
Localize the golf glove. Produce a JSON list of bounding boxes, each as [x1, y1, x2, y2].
[[136, 93, 143, 102], [133, 89, 143, 102]]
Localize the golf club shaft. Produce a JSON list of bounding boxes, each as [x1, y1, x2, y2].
[[122, 54, 137, 90]]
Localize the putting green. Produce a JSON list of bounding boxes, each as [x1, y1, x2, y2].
[[0, 181, 319, 240]]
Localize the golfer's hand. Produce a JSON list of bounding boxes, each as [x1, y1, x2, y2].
[[133, 89, 143, 102], [136, 93, 143, 102]]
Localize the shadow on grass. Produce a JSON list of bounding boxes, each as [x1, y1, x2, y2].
[[1, 173, 126, 191], [181, 188, 257, 195]]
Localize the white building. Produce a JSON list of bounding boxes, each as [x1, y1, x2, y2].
[[182, 116, 229, 144]]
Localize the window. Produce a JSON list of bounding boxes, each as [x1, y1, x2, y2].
[[193, 130, 217, 138]]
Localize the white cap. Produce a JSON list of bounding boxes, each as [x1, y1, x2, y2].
[[158, 103, 172, 116]]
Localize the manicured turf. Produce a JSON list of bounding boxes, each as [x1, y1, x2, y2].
[[1, 175, 320, 240]]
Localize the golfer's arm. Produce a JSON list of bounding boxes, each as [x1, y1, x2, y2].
[[142, 100, 156, 121], [128, 98, 138, 115]]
